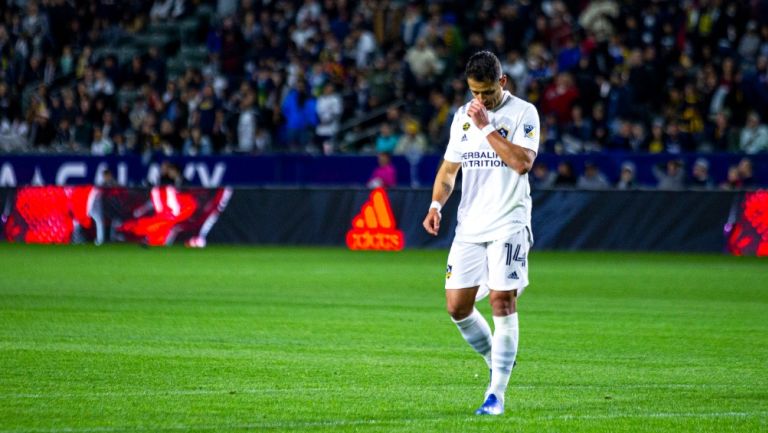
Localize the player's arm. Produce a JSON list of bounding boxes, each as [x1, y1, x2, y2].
[[485, 131, 536, 175], [467, 98, 536, 175], [423, 159, 461, 236]]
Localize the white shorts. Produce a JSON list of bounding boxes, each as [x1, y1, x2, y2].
[[445, 228, 531, 297]]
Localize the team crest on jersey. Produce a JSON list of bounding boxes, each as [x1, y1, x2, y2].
[[462, 122, 470, 131], [446, 264, 452, 279], [524, 124, 535, 138]]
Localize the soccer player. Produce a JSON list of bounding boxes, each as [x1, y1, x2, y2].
[[422, 51, 540, 415]]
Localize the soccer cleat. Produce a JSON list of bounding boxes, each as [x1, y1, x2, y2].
[[475, 393, 504, 415]]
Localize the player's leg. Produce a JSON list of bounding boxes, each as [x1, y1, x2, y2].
[[485, 290, 518, 408], [445, 241, 492, 368], [476, 229, 530, 415]]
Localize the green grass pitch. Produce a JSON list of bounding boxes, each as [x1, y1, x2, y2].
[[0, 244, 766, 432]]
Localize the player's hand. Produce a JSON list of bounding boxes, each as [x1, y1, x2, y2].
[[423, 209, 441, 236], [467, 96, 490, 129]]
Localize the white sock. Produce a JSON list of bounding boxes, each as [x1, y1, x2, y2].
[[488, 313, 519, 401], [452, 308, 492, 368]]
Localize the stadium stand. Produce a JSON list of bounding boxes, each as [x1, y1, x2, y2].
[[0, 0, 766, 188]]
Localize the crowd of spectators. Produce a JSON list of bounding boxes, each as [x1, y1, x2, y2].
[[0, 0, 767, 187], [529, 154, 757, 190]]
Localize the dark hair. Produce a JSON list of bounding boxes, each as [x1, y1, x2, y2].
[[465, 50, 502, 83]]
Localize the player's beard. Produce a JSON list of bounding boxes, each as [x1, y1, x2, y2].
[[484, 96, 499, 110], [484, 90, 503, 110]]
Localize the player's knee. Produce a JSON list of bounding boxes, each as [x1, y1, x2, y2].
[[490, 293, 517, 316], [446, 302, 473, 320], [491, 303, 516, 316]]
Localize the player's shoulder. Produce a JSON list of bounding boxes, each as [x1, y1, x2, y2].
[[449, 101, 473, 129], [455, 100, 472, 117], [501, 92, 538, 115]]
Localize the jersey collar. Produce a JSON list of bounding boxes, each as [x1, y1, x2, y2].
[[489, 91, 513, 113]]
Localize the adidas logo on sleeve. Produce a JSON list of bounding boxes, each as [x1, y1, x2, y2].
[[346, 188, 405, 251]]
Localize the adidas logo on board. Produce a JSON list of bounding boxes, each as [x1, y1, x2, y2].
[[346, 188, 404, 251]]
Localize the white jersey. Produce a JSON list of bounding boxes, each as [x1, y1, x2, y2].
[[444, 90, 540, 243]]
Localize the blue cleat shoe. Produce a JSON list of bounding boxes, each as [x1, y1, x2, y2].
[[474, 393, 504, 415]]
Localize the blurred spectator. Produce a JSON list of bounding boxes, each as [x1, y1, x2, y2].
[[0, 117, 29, 152], [663, 121, 694, 154], [0, 82, 19, 124], [395, 119, 427, 157], [530, 162, 556, 188], [553, 161, 577, 187], [561, 105, 592, 154], [196, 84, 221, 138], [254, 127, 272, 154], [159, 160, 183, 186], [426, 90, 451, 146], [679, 83, 705, 143], [150, 0, 186, 22], [375, 122, 398, 154], [737, 158, 755, 188], [628, 122, 646, 152], [590, 103, 609, 151], [739, 112, 768, 154], [315, 83, 343, 154], [577, 161, 610, 189], [689, 158, 714, 189], [502, 50, 527, 97], [351, 25, 378, 69], [158, 119, 181, 153], [90, 128, 113, 156], [541, 72, 579, 125], [30, 106, 55, 148], [738, 21, 761, 62], [616, 161, 636, 190], [645, 118, 665, 153], [607, 119, 632, 152], [704, 111, 738, 152], [98, 168, 118, 187], [367, 152, 396, 189], [122, 55, 148, 89], [237, 89, 257, 153], [654, 159, 685, 190], [183, 127, 212, 156], [401, 3, 424, 47], [719, 165, 743, 190], [59, 45, 74, 76], [604, 71, 632, 126], [395, 119, 428, 187], [92, 69, 115, 97], [405, 37, 441, 97], [280, 80, 317, 152], [541, 113, 561, 154]]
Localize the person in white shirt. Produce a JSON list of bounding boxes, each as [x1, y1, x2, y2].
[[739, 111, 768, 154], [423, 51, 540, 416], [315, 83, 343, 153]]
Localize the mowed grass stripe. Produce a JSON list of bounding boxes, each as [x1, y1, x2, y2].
[[1, 411, 767, 433], [0, 244, 766, 433]]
